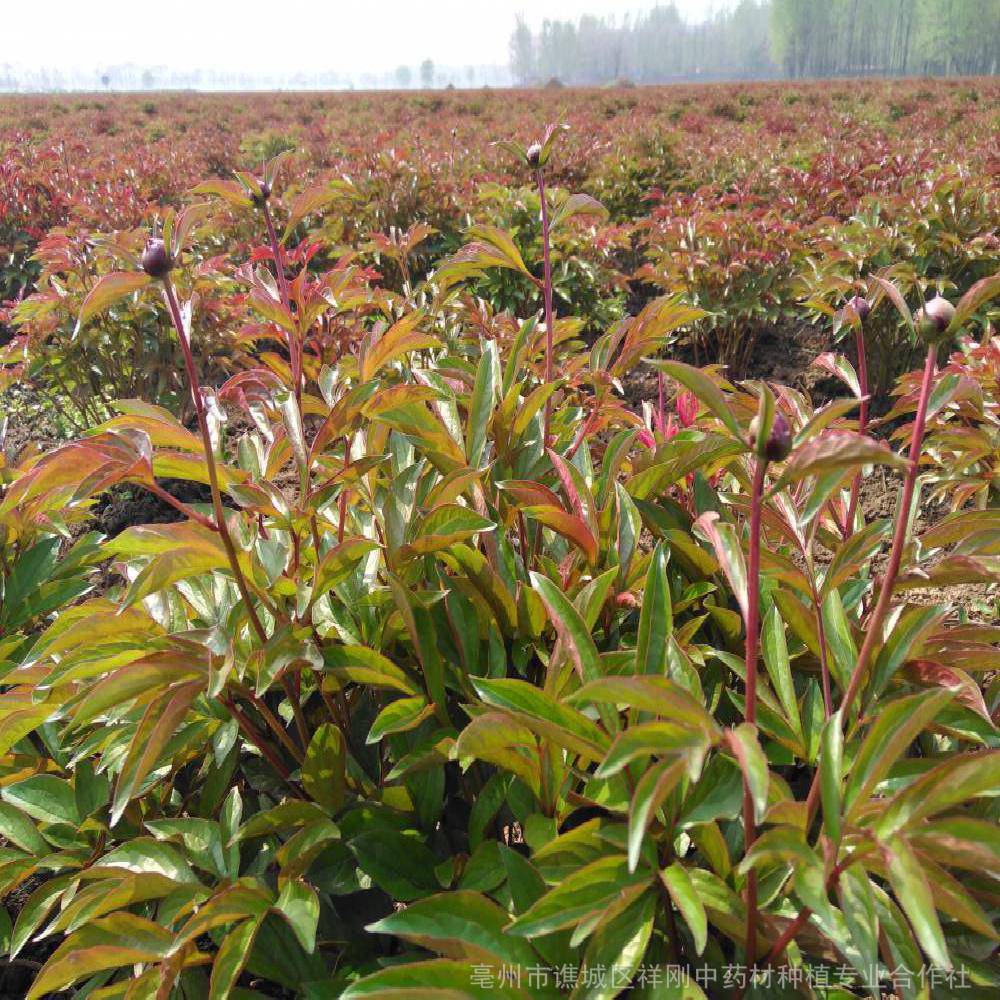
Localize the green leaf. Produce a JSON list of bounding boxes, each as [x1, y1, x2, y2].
[[75, 271, 152, 335], [725, 724, 769, 825], [661, 862, 708, 956], [9, 874, 77, 959], [210, 917, 264, 1000], [26, 913, 173, 1000], [341, 959, 534, 999], [693, 512, 748, 624], [770, 431, 909, 491], [885, 835, 950, 970], [836, 865, 879, 985], [569, 676, 720, 740], [310, 538, 378, 605], [2, 774, 81, 826], [471, 677, 610, 760], [761, 606, 801, 737], [651, 361, 742, 438], [350, 830, 440, 901], [456, 712, 541, 795], [872, 885, 929, 1000], [274, 878, 319, 953], [302, 724, 346, 811], [844, 688, 954, 820], [367, 695, 432, 744], [875, 750, 1000, 839], [678, 754, 744, 827], [499, 844, 547, 913], [111, 679, 201, 825], [628, 758, 686, 872], [360, 310, 438, 381], [323, 644, 421, 695], [530, 571, 602, 683], [636, 542, 672, 675], [550, 191, 608, 231], [367, 890, 539, 968], [597, 722, 706, 778], [819, 710, 844, 844], [0, 801, 48, 855], [946, 271, 1000, 335], [507, 855, 647, 937], [867, 604, 947, 702], [574, 888, 656, 1000], [466, 340, 499, 467], [434, 226, 533, 289], [407, 505, 495, 556]]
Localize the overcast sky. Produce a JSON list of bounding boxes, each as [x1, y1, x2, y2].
[[5, 1, 735, 74]]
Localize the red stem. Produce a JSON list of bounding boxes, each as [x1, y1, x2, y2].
[[844, 323, 870, 537], [261, 200, 300, 405], [162, 278, 268, 646], [760, 855, 857, 968], [805, 347, 938, 821], [144, 480, 217, 533], [742, 459, 767, 969], [222, 696, 292, 783], [537, 168, 555, 447]]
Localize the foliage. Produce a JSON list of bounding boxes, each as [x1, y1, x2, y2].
[[0, 123, 998, 1000]]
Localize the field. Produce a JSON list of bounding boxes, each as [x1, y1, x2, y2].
[[0, 79, 998, 999]]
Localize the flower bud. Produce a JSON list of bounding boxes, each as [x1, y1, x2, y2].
[[749, 411, 792, 463], [251, 179, 271, 206], [141, 238, 172, 279], [848, 294, 870, 322], [526, 142, 542, 169], [915, 295, 955, 341]]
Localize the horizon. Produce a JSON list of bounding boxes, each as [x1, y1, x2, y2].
[[2, 0, 737, 91]]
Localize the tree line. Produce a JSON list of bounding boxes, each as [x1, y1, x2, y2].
[[509, 0, 1000, 84]]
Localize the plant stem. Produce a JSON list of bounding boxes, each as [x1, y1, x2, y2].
[[162, 277, 268, 646], [760, 855, 856, 968], [811, 579, 834, 718], [222, 695, 293, 783], [804, 343, 938, 824], [743, 458, 767, 969], [261, 200, 300, 405], [844, 323, 870, 537], [144, 480, 218, 532], [537, 167, 555, 446]]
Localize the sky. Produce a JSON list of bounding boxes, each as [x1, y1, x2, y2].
[[4, 1, 736, 75]]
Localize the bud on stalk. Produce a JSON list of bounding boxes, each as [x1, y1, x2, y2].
[[915, 295, 955, 342], [141, 238, 172, 279], [749, 410, 792, 464]]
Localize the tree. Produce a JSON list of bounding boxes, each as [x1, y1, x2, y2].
[[420, 59, 435, 89], [394, 65, 412, 89], [509, 15, 535, 84]]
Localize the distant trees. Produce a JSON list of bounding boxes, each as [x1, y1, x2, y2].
[[510, 15, 536, 85], [509, 0, 1000, 84], [420, 59, 435, 89], [394, 65, 412, 89], [771, 0, 998, 77]]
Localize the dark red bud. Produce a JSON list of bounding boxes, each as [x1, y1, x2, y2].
[[252, 179, 271, 206], [526, 142, 542, 168], [848, 295, 870, 322], [750, 411, 792, 463], [141, 238, 172, 279], [764, 411, 792, 462]]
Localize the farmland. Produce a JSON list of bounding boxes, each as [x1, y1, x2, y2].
[[0, 78, 999, 999]]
